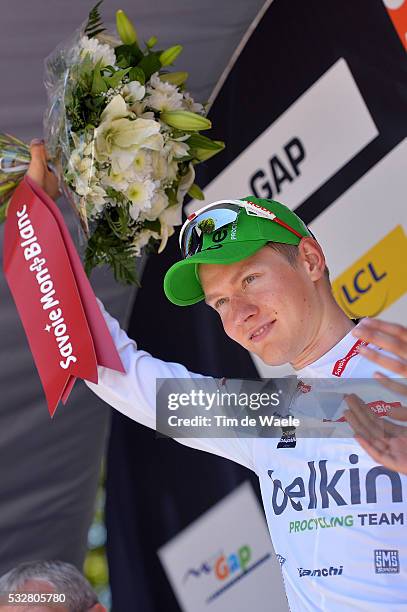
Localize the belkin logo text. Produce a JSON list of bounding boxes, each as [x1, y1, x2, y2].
[[268, 454, 403, 516]]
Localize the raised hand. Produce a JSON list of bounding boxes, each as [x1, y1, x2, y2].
[[344, 393, 407, 474], [352, 318, 407, 396], [345, 318, 407, 474], [26, 139, 60, 200]]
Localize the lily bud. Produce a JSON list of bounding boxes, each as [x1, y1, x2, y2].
[[160, 110, 212, 131], [187, 134, 225, 161], [193, 140, 225, 162], [146, 36, 158, 48], [188, 184, 205, 201], [116, 9, 138, 45], [159, 72, 189, 86], [159, 45, 183, 67]]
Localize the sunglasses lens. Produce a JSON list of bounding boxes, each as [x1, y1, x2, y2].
[[182, 206, 238, 258], [184, 226, 203, 257]]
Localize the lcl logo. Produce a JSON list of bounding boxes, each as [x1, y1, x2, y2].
[[332, 226, 407, 319], [340, 262, 387, 305]]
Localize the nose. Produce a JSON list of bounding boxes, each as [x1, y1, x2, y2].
[[230, 295, 258, 327]]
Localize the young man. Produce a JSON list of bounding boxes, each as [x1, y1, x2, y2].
[[27, 144, 406, 611]]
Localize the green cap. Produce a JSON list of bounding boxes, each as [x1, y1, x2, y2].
[[163, 196, 311, 306]]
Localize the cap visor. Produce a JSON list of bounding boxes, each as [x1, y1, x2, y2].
[[164, 239, 268, 306]]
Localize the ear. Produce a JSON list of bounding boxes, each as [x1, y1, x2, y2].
[[297, 237, 327, 281]]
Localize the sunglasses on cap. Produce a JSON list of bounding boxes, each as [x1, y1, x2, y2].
[[179, 199, 305, 259]]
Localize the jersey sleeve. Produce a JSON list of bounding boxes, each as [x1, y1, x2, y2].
[[84, 300, 255, 472]]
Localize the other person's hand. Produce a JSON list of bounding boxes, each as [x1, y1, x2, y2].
[[26, 139, 60, 200], [344, 318, 407, 474], [344, 393, 407, 474]]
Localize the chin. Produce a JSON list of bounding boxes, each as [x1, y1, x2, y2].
[[256, 347, 290, 367]]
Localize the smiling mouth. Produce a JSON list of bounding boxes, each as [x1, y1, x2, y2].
[[249, 320, 276, 342]]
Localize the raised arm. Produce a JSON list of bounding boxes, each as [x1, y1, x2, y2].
[[86, 298, 208, 429], [86, 300, 255, 471], [26, 143, 255, 471]]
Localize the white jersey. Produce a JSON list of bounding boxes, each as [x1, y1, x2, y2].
[[86, 302, 407, 611]]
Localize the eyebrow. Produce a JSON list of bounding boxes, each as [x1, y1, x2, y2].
[[204, 264, 255, 304]]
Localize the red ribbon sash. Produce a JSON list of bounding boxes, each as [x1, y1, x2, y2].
[[3, 177, 124, 416]]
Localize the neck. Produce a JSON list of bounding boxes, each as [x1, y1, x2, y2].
[[291, 300, 355, 371]]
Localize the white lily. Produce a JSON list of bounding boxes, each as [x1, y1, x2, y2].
[[102, 170, 130, 192], [123, 81, 146, 106], [127, 179, 156, 219], [131, 228, 160, 257], [142, 190, 169, 221], [151, 151, 168, 181], [157, 203, 183, 253], [88, 184, 108, 214], [164, 139, 189, 162], [100, 94, 131, 123], [182, 91, 205, 115], [96, 107, 163, 172]]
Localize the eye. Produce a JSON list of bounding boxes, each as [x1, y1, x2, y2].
[[214, 297, 227, 310], [243, 274, 257, 287]]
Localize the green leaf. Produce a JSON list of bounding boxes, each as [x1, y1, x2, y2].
[[84, 1, 106, 39], [187, 134, 225, 161], [187, 133, 222, 150], [165, 187, 178, 207], [128, 66, 145, 85], [143, 219, 161, 233], [103, 67, 131, 90], [112, 254, 140, 285], [115, 43, 143, 68], [84, 217, 141, 285], [188, 183, 205, 200], [137, 53, 161, 80], [91, 67, 108, 95]]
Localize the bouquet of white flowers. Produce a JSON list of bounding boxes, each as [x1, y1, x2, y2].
[[0, 1, 224, 283]]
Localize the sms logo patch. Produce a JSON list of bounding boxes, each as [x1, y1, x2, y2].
[[374, 549, 400, 574]]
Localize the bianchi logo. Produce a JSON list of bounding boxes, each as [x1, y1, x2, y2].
[[374, 550, 400, 574], [298, 565, 343, 578]]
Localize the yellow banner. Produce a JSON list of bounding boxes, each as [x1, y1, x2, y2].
[[332, 225, 407, 318]]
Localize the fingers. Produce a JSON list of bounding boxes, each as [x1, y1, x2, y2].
[[29, 139, 47, 161], [373, 372, 407, 399], [353, 319, 407, 360], [344, 394, 392, 454], [357, 346, 407, 377], [354, 318, 407, 341], [344, 395, 384, 446], [387, 403, 407, 421], [27, 140, 47, 181], [27, 139, 60, 199], [354, 434, 387, 463]]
